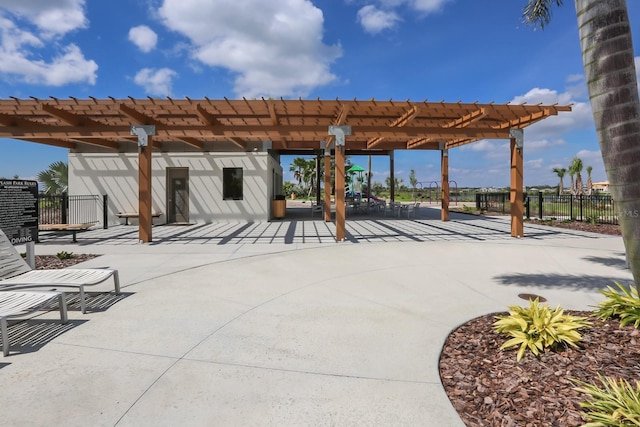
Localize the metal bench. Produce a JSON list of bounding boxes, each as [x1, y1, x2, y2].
[[116, 212, 162, 225], [38, 223, 96, 243]]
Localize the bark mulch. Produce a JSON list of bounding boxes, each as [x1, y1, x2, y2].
[[440, 312, 640, 426], [34, 253, 98, 269], [439, 219, 636, 425]]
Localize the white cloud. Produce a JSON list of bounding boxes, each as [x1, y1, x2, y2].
[[357, 5, 401, 34], [510, 87, 593, 141], [525, 158, 544, 169], [0, 0, 87, 37], [526, 138, 566, 152], [129, 25, 158, 53], [0, 1, 97, 86], [354, 0, 450, 33], [409, 0, 451, 13], [134, 68, 177, 96], [157, 0, 342, 98]]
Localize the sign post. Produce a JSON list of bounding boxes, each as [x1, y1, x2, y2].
[[0, 180, 39, 267]]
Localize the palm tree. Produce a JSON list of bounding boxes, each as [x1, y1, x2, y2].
[[568, 167, 576, 196], [37, 161, 68, 195], [586, 165, 593, 195], [552, 167, 567, 195], [289, 157, 307, 187], [409, 169, 419, 200], [570, 157, 584, 196], [523, 0, 640, 291]]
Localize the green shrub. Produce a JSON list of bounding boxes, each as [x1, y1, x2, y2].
[[594, 282, 640, 328], [586, 215, 599, 225], [56, 251, 74, 260], [493, 298, 591, 361], [573, 374, 640, 426]]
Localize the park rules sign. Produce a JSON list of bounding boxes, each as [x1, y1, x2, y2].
[[0, 179, 39, 244]]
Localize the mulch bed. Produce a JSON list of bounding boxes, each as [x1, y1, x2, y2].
[[438, 217, 635, 425], [439, 312, 640, 426], [34, 254, 98, 269]]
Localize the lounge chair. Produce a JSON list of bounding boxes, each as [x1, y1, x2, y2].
[[0, 290, 68, 356], [0, 229, 120, 314]]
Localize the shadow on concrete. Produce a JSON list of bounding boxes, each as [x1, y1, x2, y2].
[[582, 255, 628, 270], [493, 273, 632, 291], [3, 319, 87, 356], [61, 292, 134, 313]]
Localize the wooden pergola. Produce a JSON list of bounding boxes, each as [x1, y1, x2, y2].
[[0, 97, 571, 242]]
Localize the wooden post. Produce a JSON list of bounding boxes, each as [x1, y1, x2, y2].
[[441, 149, 450, 221], [324, 150, 332, 222], [139, 138, 153, 243], [335, 144, 346, 241], [510, 137, 524, 237]]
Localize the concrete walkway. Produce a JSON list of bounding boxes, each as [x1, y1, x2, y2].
[[1, 211, 632, 426]]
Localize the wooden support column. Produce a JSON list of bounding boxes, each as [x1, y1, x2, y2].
[[510, 130, 524, 237], [324, 149, 332, 222], [441, 148, 450, 221], [335, 144, 346, 241], [139, 138, 153, 243], [329, 125, 350, 242]]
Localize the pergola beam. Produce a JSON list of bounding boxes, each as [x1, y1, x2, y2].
[[441, 107, 486, 129], [42, 104, 102, 127], [177, 137, 205, 150], [119, 104, 159, 125], [388, 105, 419, 127], [492, 108, 551, 129], [71, 138, 120, 150], [228, 137, 247, 150], [17, 138, 76, 149], [366, 137, 384, 149]]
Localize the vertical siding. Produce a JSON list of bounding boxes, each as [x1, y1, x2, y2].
[[69, 152, 277, 224]]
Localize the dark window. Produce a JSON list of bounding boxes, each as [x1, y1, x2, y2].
[[223, 167, 243, 200]]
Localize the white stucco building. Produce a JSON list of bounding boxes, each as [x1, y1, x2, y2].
[[68, 149, 284, 226]]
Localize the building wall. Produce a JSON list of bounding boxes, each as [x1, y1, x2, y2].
[[68, 151, 282, 225]]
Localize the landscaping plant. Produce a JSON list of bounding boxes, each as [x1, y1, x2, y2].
[[594, 282, 640, 328], [572, 374, 640, 427], [493, 298, 591, 361], [56, 251, 74, 260]]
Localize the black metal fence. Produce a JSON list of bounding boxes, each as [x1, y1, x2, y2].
[[476, 192, 617, 225], [39, 193, 108, 227]]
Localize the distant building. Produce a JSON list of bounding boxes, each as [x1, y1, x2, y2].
[[592, 181, 610, 192]]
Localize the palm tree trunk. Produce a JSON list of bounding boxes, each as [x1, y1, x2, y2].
[[576, 0, 640, 290]]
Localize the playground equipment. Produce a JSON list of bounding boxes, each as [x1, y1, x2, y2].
[[419, 181, 458, 205]]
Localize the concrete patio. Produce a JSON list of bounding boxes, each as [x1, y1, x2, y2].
[[2, 207, 632, 426]]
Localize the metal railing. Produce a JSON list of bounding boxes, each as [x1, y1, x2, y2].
[[476, 192, 617, 225], [39, 193, 108, 227]]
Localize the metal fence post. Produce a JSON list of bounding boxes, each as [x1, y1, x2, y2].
[[579, 195, 583, 221], [61, 192, 68, 224], [570, 194, 574, 220], [538, 191, 543, 220], [525, 195, 530, 219], [103, 194, 109, 229]]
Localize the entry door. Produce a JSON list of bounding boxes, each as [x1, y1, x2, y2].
[[167, 168, 189, 223]]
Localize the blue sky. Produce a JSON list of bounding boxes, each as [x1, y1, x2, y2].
[[1, 0, 639, 188]]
